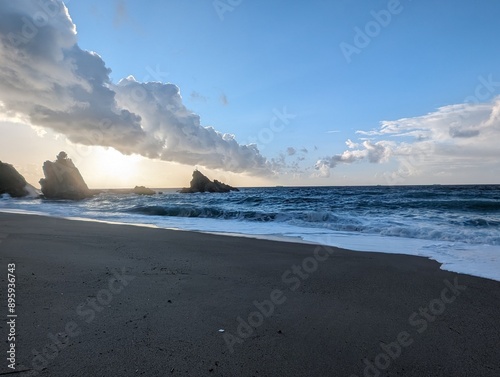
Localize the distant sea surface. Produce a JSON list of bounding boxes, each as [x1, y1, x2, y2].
[[2, 185, 500, 281]]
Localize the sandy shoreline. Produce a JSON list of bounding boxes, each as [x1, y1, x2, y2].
[[0, 212, 499, 376]]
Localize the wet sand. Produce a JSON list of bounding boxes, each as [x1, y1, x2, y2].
[[0, 212, 499, 376]]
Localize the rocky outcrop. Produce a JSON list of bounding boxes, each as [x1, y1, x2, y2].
[[39, 152, 92, 200], [0, 161, 38, 197], [180, 170, 239, 193], [133, 186, 155, 195]]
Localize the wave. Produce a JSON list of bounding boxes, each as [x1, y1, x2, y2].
[[127, 205, 284, 222], [2, 185, 499, 248], [461, 218, 500, 227], [348, 199, 500, 212], [123, 204, 500, 246]]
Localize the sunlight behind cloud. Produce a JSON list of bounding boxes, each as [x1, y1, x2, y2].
[[91, 148, 141, 188]]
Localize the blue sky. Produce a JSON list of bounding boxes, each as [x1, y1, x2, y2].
[[68, 0, 500, 123], [1, 0, 500, 187]]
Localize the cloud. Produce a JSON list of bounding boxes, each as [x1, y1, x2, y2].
[[0, 0, 271, 175], [345, 139, 358, 149], [448, 126, 480, 138], [315, 140, 391, 177], [286, 147, 296, 156], [316, 98, 500, 180], [114, 77, 269, 173]]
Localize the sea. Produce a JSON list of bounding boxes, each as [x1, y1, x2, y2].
[[1, 185, 499, 282]]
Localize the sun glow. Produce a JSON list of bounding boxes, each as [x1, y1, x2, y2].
[[93, 148, 141, 188]]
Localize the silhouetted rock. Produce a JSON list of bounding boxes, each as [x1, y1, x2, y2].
[[180, 170, 239, 193], [0, 161, 38, 197], [39, 152, 92, 200], [133, 186, 155, 195]]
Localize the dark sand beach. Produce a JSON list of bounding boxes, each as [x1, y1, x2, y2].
[[0, 212, 499, 376]]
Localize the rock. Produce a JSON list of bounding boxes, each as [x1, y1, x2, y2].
[[180, 170, 239, 193], [133, 186, 155, 195], [39, 152, 92, 200], [0, 161, 38, 197]]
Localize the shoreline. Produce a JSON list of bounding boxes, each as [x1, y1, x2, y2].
[[0, 212, 499, 376], [0, 208, 318, 244], [2, 209, 499, 282]]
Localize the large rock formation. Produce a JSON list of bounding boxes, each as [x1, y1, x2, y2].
[[0, 161, 38, 197], [39, 152, 92, 200], [180, 170, 239, 193]]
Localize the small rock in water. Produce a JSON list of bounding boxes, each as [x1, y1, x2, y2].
[[179, 170, 239, 193]]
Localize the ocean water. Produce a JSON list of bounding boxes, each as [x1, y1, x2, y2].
[[1, 185, 500, 281]]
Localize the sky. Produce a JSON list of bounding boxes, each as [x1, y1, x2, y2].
[[1, 0, 500, 188]]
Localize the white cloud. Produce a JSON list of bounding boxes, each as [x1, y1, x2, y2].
[[114, 77, 269, 173], [345, 139, 358, 149], [0, 0, 271, 175], [317, 98, 500, 182]]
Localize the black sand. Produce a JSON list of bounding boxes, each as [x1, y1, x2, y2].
[[0, 212, 499, 376]]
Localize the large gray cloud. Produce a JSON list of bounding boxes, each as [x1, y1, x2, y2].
[[114, 77, 268, 173], [0, 0, 271, 174]]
